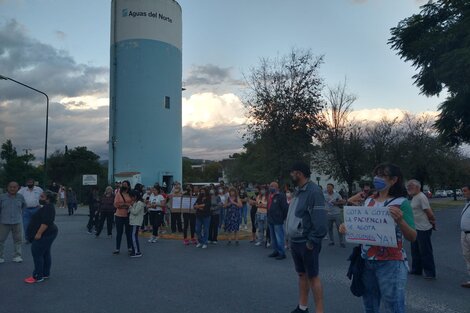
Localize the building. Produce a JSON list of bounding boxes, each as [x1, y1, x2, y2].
[[109, 0, 182, 187]]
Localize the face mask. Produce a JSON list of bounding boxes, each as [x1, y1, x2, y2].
[[373, 176, 387, 191], [269, 188, 276, 194], [27, 184, 34, 188], [39, 199, 47, 205]]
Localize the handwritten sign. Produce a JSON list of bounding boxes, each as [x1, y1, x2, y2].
[[343, 206, 397, 247], [180, 196, 192, 213]]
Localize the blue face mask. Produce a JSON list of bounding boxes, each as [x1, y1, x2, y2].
[[269, 188, 276, 194], [373, 176, 387, 191]]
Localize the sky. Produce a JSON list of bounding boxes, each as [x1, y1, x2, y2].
[[0, 0, 442, 162]]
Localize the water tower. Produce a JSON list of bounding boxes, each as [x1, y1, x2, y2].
[[109, 0, 182, 187]]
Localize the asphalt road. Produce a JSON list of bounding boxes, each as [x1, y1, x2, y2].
[[0, 206, 469, 313]]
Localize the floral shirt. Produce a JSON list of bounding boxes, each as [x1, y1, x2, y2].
[[361, 196, 415, 261]]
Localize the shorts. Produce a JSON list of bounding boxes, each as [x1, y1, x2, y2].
[[290, 241, 321, 278]]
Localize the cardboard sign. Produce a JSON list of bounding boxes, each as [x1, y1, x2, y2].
[[171, 196, 182, 212], [343, 206, 397, 247]]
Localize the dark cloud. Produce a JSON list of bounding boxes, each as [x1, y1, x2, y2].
[[184, 64, 244, 88], [0, 19, 108, 101], [182, 124, 245, 160]]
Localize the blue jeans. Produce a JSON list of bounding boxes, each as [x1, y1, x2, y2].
[[31, 227, 58, 280], [269, 223, 285, 256], [23, 207, 39, 236], [362, 260, 407, 313], [255, 213, 267, 242], [241, 204, 248, 225], [196, 216, 211, 245]]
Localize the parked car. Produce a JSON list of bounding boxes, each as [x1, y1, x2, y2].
[[434, 190, 447, 198], [446, 190, 455, 197], [456, 189, 463, 197]]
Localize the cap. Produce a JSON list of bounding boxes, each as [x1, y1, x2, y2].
[[290, 161, 311, 178]]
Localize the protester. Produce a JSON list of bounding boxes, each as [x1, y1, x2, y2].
[[267, 182, 288, 260], [0, 181, 26, 263], [95, 186, 115, 238], [324, 183, 346, 248], [58, 185, 66, 209], [129, 191, 145, 257], [87, 186, 100, 234], [182, 186, 197, 245], [142, 187, 151, 232], [18, 178, 43, 236], [218, 186, 227, 230], [254, 186, 268, 246], [340, 163, 416, 313], [113, 180, 132, 255], [66, 187, 78, 216], [208, 188, 220, 244], [460, 184, 470, 288], [347, 183, 372, 206], [170, 183, 183, 233], [194, 187, 212, 249], [249, 187, 259, 243], [286, 161, 327, 313], [406, 179, 437, 279], [224, 187, 243, 245], [147, 186, 165, 243], [24, 190, 58, 283], [239, 187, 249, 230]]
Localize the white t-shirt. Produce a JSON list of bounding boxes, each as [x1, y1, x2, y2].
[[148, 194, 165, 211], [18, 186, 43, 208], [410, 192, 432, 231]]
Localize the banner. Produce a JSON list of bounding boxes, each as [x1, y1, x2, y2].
[[343, 206, 397, 247]]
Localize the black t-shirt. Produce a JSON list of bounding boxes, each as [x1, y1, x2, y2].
[[26, 203, 57, 242], [195, 197, 211, 217]]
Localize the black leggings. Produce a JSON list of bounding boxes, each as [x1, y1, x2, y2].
[[115, 216, 131, 251], [149, 211, 164, 237], [208, 214, 219, 242], [183, 213, 196, 239], [171, 212, 182, 232], [250, 206, 257, 234], [96, 212, 114, 236]]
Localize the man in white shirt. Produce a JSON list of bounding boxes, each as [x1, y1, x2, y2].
[[18, 178, 43, 237], [460, 184, 470, 288], [406, 179, 436, 279]]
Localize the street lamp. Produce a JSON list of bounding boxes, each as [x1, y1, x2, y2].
[[0, 74, 49, 189]]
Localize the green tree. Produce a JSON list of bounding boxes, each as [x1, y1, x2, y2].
[[389, 0, 470, 145], [0, 139, 41, 187], [243, 49, 326, 181]]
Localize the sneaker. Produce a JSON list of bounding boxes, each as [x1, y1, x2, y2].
[[202, 244, 208, 249], [12, 256, 23, 263], [130, 252, 142, 258], [291, 306, 309, 313], [112, 250, 120, 255], [24, 276, 44, 284], [196, 243, 202, 248], [275, 254, 286, 260], [183, 239, 190, 245], [255, 241, 262, 246], [148, 237, 158, 243], [0, 258, 4, 264], [268, 252, 280, 258]]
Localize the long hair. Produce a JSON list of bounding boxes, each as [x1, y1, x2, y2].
[[373, 163, 407, 198]]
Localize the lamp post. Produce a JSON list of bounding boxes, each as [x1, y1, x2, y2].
[[0, 75, 49, 189]]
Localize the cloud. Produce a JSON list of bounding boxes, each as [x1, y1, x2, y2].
[[349, 108, 438, 123], [183, 64, 244, 92], [0, 19, 109, 162], [0, 19, 108, 101]]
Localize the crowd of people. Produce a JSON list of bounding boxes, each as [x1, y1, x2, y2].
[[0, 163, 469, 313]]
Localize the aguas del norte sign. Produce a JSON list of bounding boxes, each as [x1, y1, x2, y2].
[[122, 9, 173, 23]]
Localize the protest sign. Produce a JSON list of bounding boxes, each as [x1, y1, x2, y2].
[[343, 206, 397, 247], [171, 196, 182, 213]]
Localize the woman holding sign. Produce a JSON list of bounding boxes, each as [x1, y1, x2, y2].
[[339, 163, 416, 313]]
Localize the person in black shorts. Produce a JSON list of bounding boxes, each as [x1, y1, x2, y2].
[[286, 161, 327, 313]]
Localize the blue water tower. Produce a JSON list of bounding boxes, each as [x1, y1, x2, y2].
[[109, 0, 182, 187]]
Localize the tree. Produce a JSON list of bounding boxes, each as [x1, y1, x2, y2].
[[313, 82, 367, 195], [389, 0, 470, 145], [244, 49, 325, 181], [0, 139, 40, 187]]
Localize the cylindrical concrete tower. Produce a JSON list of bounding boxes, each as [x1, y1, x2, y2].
[[109, 0, 182, 187]]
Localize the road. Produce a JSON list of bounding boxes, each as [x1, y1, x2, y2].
[[0, 206, 469, 313]]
